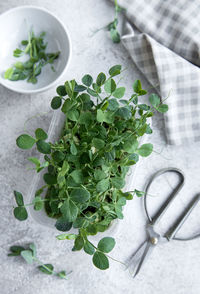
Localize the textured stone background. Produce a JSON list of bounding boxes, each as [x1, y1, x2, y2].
[[0, 1, 200, 293]]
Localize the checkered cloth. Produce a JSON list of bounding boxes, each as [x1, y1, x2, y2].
[[116, 0, 200, 145]]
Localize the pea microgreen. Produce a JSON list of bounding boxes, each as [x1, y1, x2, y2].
[[4, 29, 60, 84], [14, 65, 168, 270], [8, 243, 70, 279]]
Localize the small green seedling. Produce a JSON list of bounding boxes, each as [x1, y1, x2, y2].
[[8, 243, 70, 279]]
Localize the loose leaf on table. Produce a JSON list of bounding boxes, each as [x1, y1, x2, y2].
[[21, 250, 34, 264], [8, 246, 25, 256], [13, 206, 28, 221], [14, 191, 24, 206], [38, 264, 54, 275]]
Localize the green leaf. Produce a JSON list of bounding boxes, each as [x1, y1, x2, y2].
[[110, 177, 125, 189], [110, 29, 120, 43], [73, 236, 84, 251], [56, 85, 67, 96], [104, 78, 116, 94], [82, 74, 93, 87], [92, 138, 105, 149], [84, 241, 95, 255], [20, 250, 34, 264], [13, 48, 23, 57], [55, 217, 72, 231], [116, 107, 131, 119], [138, 104, 150, 111], [13, 207, 28, 221], [14, 191, 24, 206], [97, 237, 115, 253], [92, 251, 109, 270], [149, 93, 160, 107], [70, 188, 90, 203], [29, 243, 37, 257], [133, 80, 142, 93], [36, 140, 51, 154], [51, 96, 62, 109], [157, 104, 168, 113], [96, 109, 104, 123], [123, 136, 139, 153], [107, 98, 119, 111], [4, 68, 14, 79], [70, 142, 77, 155], [33, 196, 44, 211], [35, 128, 48, 140], [96, 178, 109, 192], [57, 271, 67, 279], [8, 246, 25, 256], [96, 72, 106, 86], [67, 109, 79, 121], [43, 173, 57, 185], [109, 65, 122, 77], [56, 233, 76, 240], [87, 88, 98, 97], [38, 264, 54, 275], [52, 151, 65, 163], [60, 199, 78, 222], [28, 157, 40, 167], [16, 134, 36, 149], [94, 170, 107, 181], [117, 197, 126, 206], [79, 112, 93, 125], [113, 87, 125, 98], [137, 143, 153, 157], [134, 189, 145, 197], [74, 84, 87, 92], [70, 170, 84, 184]]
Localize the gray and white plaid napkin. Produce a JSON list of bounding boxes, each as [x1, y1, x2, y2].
[[116, 0, 200, 145]]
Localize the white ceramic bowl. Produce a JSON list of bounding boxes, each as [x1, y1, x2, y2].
[[0, 6, 71, 94]]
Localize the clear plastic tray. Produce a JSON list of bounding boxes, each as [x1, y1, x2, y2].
[[28, 110, 149, 234]]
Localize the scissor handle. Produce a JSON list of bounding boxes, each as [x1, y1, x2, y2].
[[166, 194, 200, 241], [144, 167, 185, 226]]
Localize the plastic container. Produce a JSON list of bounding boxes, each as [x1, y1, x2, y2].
[[28, 110, 149, 234]]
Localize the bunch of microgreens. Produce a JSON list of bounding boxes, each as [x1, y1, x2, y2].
[[14, 65, 168, 270], [8, 243, 69, 279], [4, 29, 60, 84]]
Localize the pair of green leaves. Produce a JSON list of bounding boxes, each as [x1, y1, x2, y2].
[[56, 234, 115, 270], [16, 128, 51, 154], [149, 94, 168, 113], [13, 191, 44, 221]]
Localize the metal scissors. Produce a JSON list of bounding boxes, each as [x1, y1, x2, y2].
[[127, 167, 200, 278]]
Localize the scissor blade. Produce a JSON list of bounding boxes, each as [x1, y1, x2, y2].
[[126, 239, 156, 278]]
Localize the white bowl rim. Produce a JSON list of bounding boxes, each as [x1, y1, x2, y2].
[[0, 5, 72, 94]]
